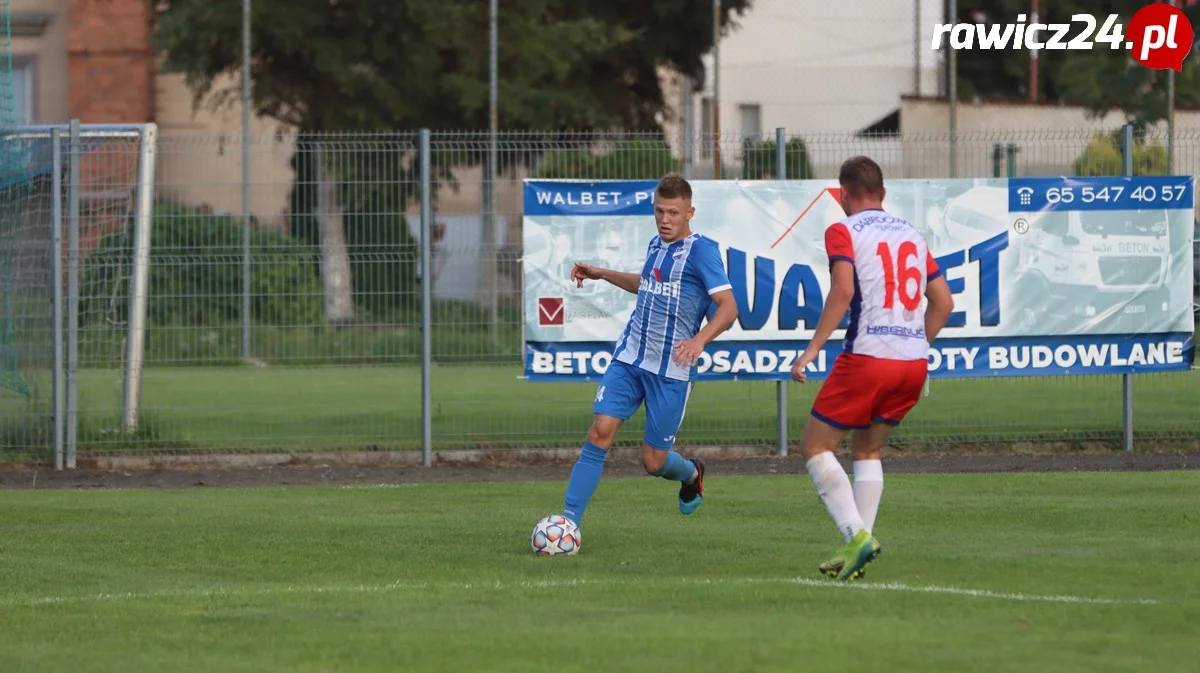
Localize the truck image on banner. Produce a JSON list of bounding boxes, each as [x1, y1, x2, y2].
[[521, 177, 1196, 382]]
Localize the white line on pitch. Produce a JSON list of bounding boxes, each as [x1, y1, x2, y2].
[[0, 576, 1157, 609], [721, 577, 1159, 605]]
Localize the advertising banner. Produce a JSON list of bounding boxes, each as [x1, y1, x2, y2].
[[522, 177, 1195, 381]]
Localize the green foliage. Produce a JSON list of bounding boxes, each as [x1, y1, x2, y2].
[[1058, 53, 1200, 135], [81, 205, 323, 328], [151, 0, 754, 133], [1073, 132, 1168, 177], [532, 139, 680, 180], [957, 1, 1200, 130], [153, 1, 755, 323], [740, 137, 815, 180]]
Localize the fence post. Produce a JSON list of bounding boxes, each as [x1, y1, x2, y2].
[[66, 119, 81, 470], [947, 0, 957, 179], [486, 0, 500, 347], [241, 0, 253, 363], [420, 129, 433, 467], [121, 124, 157, 433], [51, 128, 64, 472], [682, 75, 694, 179], [775, 127, 788, 457], [711, 0, 721, 179], [1120, 124, 1134, 453]]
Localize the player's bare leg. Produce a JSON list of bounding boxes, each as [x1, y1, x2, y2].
[[562, 414, 622, 525], [643, 445, 704, 515], [588, 414, 622, 448], [802, 417, 879, 581]]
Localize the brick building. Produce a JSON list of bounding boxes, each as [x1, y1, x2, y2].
[[11, 0, 282, 137], [13, 0, 152, 125]]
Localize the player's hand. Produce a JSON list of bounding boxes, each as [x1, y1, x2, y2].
[[672, 337, 705, 368], [791, 350, 818, 383], [571, 261, 603, 288]]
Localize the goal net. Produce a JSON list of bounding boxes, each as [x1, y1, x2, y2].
[[0, 1, 160, 465], [0, 0, 33, 400], [0, 121, 157, 465]]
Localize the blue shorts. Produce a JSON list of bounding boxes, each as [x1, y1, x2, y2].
[[593, 360, 694, 450]]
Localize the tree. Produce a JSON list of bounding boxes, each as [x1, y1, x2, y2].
[[152, 0, 754, 321], [1056, 42, 1200, 134], [287, 140, 420, 320], [151, 0, 754, 133], [953, 1, 1200, 130]]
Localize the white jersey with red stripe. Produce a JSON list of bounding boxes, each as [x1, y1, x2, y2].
[[824, 209, 942, 362]]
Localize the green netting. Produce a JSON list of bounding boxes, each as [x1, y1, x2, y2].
[[0, 0, 31, 396]]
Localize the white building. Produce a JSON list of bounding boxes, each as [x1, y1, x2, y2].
[[662, 0, 946, 177]]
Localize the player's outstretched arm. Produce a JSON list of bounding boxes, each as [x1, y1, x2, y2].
[[924, 275, 954, 344], [571, 261, 641, 294], [791, 260, 854, 382]]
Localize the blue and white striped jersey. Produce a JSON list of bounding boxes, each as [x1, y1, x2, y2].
[[612, 233, 732, 382]]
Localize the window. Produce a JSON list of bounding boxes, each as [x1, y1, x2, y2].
[[738, 104, 761, 140], [10, 59, 33, 125]]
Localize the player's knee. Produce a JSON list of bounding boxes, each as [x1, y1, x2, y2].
[[852, 447, 882, 462], [587, 419, 618, 448], [851, 440, 884, 461], [641, 446, 667, 474], [800, 420, 843, 459]]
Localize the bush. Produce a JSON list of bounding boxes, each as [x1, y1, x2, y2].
[[741, 136, 815, 180], [1074, 131, 1168, 177], [82, 205, 324, 328], [534, 139, 681, 179]]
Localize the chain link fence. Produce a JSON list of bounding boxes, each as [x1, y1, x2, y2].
[[1, 125, 1196, 463]]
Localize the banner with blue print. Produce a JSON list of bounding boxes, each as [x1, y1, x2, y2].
[[523, 180, 659, 216], [522, 177, 1196, 381], [524, 334, 1196, 382]]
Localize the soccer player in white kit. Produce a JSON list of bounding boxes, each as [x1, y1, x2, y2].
[[790, 156, 955, 581]]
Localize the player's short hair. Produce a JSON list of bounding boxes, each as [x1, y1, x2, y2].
[[655, 173, 693, 200], [838, 156, 885, 199]]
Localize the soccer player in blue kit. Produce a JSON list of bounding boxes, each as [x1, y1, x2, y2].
[[560, 174, 739, 531]]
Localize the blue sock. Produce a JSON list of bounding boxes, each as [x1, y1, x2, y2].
[[651, 451, 697, 483], [563, 442, 608, 524]]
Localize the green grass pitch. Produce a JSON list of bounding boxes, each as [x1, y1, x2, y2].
[[1, 470, 1197, 672]]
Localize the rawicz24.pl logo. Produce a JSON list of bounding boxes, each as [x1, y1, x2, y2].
[[933, 4, 1195, 72]]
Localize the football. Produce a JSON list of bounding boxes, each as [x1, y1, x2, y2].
[[530, 514, 581, 556]]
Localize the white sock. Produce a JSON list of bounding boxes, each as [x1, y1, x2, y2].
[[852, 460, 884, 534], [805, 452, 865, 543]]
